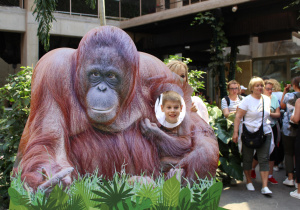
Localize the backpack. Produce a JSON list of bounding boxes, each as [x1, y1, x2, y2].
[[288, 92, 300, 128], [224, 95, 243, 107]]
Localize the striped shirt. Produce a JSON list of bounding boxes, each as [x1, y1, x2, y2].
[[221, 96, 243, 113]]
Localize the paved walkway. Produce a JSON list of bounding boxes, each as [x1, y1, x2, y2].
[[219, 167, 300, 210]]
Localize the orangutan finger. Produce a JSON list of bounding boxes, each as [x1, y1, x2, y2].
[[38, 167, 74, 191]]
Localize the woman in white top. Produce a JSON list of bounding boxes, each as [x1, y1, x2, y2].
[[221, 80, 243, 118], [166, 60, 209, 124], [232, 77, 273, 195]]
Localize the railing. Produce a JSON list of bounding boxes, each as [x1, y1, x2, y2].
[[0, 0, 23, 8], [53, 0, 209, 21]]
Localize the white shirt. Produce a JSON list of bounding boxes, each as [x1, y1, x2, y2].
[[221, 96, 243, 113], [238, 94, 272, 134]]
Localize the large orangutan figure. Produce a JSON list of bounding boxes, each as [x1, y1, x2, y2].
[[14, 26, 218, 191]]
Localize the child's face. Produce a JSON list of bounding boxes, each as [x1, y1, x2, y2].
[[161, 101, 183, 124]]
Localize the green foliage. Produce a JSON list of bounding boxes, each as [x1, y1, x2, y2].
[[92, 178, 134, 208], [162, 175, 180, 207], [178, 187, 191, 209], [164, 55, 206, 95], [207, 106, 243, 182], [32, 0, 58, 52], [72, 174, 100, 208], [188, 70, 206, 95], [10, 169, 222, 209], [136, 182, 160, 204], [163, 55, 192, 65], [191, 12, 228, 77], [0, 66, 32, 208], [284, 0, 300, 19], [33, 0, 97, 51], [85, 0, 97, 10], [197, 182, 223, 210], [118, 197, 152, 210], [191, 11, 228, 98]]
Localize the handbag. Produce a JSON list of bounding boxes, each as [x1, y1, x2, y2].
[[241, 97, 266, 148]]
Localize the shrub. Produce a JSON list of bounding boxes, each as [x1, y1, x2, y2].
[[0, 66, 32, 207], [207, 105, 243, 183]]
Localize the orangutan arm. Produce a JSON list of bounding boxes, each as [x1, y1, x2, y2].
[[140, 118, 191, 157]]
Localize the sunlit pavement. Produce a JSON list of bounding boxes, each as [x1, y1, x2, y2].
[[219, 166, 299, 210]]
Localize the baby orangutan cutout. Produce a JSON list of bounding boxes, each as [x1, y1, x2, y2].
[[14, 26, 219, 192]]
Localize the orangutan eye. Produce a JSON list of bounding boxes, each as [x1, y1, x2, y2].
[[91, 71, 100, 77], [107, 73, 116, 79]]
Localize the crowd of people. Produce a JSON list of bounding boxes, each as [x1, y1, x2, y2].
[[162, 60, 300, 199], [222, 76, 300, 199]]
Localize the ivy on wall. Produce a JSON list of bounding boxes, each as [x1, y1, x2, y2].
[[191, 11, 228, 98]]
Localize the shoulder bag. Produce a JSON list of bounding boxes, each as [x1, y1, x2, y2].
[[241, 97, 266, 148]]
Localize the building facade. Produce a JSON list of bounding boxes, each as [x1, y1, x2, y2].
[[1, 0, 300, 101]]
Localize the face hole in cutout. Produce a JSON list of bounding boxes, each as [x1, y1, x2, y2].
[[154, 91, 186, 128]]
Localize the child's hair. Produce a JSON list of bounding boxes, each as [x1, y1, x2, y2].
[[166, 60, 188, 82], [162, 91, 182, 106]]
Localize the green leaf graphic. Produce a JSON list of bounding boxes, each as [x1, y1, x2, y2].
[[92, 178, 133, 208], [57, 194, 86, 210], [121, 197, 152, 210], [136, 183, 160, 204], [179, 187, 192, 210], [8, 187, 30, 206], [198, 182, 223, 210], [9, 201, 28, 210], [48, 185, 69, 206], [162, 175, 180, 207]]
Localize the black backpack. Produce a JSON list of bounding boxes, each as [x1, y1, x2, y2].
[[224, 95, 243, 107]]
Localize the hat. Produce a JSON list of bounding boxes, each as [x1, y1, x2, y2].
[[241, 85, 247, 90]]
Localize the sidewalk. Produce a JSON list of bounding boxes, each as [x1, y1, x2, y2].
[[219, 167, 299, 210]]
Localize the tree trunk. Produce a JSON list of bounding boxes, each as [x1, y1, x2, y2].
[[228, 45, 237, 81]]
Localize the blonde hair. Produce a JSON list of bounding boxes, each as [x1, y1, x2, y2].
[[269, 79, 281, 91], [248, 77, 265, 92], [264, 80, 274, 87], [166, 60, 188, 82], [227, 80, 240, 90], [162, 91, 182, 106]]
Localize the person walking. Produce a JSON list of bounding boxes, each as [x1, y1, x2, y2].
[[280, 76, 300, 187], [290, 98, 300, 199], [232, 77, 273, 195], [250, 80, 280, 184]]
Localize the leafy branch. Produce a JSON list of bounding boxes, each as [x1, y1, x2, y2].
[[191, 11, 228, 98], [284, 0, 300, 19], [32, 0, 97, 51], [32, 0, 58, 52]]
